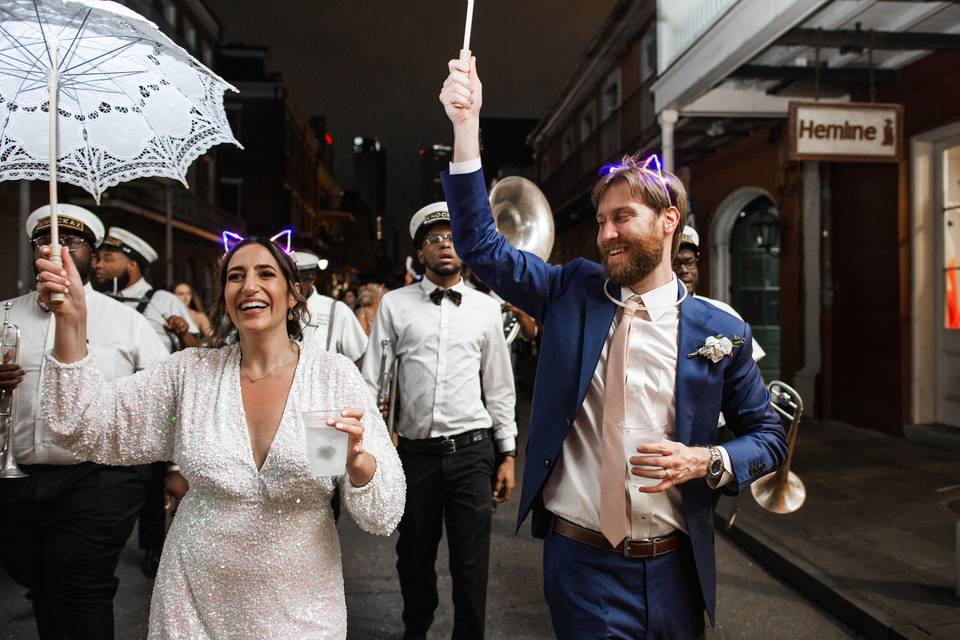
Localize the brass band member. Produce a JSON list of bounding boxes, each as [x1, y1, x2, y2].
[[362, 202, 517, 640], [0, 205, 167, 639]]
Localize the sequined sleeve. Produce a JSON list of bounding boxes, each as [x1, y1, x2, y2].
[[40, 350, 184, 466], [337, 359, 406, 536]]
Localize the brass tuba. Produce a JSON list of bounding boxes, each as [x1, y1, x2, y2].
[[0, 302, 27, 479], [488, 176, 554, 343], [750, 380, 805, 513]]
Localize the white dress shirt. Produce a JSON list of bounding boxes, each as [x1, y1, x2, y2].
[[361, 278, 517, 452], [302, 290, 368, 361], [3, 284, 168, 464], [542, 278, 734, 539], [120, 278, 197, 353]]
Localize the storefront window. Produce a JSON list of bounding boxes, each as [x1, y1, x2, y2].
[[944, 145, 960, 329]]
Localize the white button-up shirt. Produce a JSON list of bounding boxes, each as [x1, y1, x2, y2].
[[361, 278, 517, 452], [3, 284, 168, 465], [302, 290, 368, 362], [543, 277, 733, 539], [120, 278, 197, 353]]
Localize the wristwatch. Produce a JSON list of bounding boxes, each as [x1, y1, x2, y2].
[[498, 449, 518, 463], [706, 446, 723, 480]]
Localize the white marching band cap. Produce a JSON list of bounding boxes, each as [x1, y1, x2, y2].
[[680, 225, 700, 250], [26, 204, 105, 247], [293, 250, 320, 271], [409, 201, 450, 241], [102, 227, 159, 264]]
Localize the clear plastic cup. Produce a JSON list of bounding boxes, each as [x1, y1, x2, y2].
[[619, 421, 667, 488], [301, 410, 349, 477]]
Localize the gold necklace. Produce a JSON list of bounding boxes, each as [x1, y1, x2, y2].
[[240, 345, 297, 384]]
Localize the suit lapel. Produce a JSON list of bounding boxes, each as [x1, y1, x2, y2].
[[675, 286, 714, 445], [578, 279, 617, 407]]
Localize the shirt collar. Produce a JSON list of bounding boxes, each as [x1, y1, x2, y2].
[[121, 277, 151, 298], [418, 276, 465, 296], [620, 276, 681, 321]]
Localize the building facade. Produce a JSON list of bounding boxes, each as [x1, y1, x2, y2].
[[531, 0, 960, 437]]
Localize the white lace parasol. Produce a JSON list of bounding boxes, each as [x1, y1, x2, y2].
[[0, 0, 241, 202]]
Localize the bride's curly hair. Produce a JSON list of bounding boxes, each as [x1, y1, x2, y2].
[[209, 237, 310, 346]]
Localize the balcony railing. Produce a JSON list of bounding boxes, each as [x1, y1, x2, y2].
[[541, 80, 657, 213]]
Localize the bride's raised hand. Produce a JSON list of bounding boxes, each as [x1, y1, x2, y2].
[[36, 245, 88, 363]]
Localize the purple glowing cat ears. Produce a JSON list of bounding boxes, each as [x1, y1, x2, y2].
[[598, 154, 672, 205], [599, 154, 664, 179], [221, 229, 293, 254]]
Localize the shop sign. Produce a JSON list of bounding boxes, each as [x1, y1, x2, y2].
[[788, 102, 903, 162]]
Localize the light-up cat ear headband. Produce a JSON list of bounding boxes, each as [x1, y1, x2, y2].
[[221, 229, 293, 255], [598, 154, 672, 206]]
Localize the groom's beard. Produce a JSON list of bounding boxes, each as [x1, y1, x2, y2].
[[599, 226, 664, 287]]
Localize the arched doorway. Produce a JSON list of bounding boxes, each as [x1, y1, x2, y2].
[[729, 196, 781, 381]]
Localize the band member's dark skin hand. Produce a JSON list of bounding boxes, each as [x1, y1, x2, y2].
[[629, 441, 711, 493], [379, 401, 389, 419], [164, 470, 189, 512], [492, 456, 515, 503], [165, 316, 199, 348], [0, 364, 25, 390]]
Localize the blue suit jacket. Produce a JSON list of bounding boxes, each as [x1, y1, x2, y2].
[[441, 169, 786, 621]]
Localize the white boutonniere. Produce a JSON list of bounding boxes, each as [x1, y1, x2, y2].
[[688, 335, 744, 363]]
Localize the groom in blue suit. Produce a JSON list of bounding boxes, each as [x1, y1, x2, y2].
[[438, 58, 786, 638]]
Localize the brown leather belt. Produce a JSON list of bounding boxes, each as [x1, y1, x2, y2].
[[553, 517, 681, 559]]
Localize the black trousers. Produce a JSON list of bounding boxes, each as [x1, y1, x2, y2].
[[0, 463, 147, 640], [137, 460, 168, 552], [396, 439, 495, 640]]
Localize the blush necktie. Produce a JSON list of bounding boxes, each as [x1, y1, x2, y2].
[[599, 295, 642, 547]]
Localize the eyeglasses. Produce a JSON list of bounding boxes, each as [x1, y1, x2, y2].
[[423, 232, 454, 247], [672, 257, 698, 270], [32, 235, 89, 253]]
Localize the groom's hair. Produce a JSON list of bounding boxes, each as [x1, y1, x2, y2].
[[591, 153, 689, 258]]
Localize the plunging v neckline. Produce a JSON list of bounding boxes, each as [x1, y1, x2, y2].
[[235, 344, 303, 473]]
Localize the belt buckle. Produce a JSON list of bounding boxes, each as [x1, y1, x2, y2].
[[441, 438, 456, 455], [622, 539, 644, 559]]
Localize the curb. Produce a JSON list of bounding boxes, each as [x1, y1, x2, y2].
[[717, 514, 936, 640]]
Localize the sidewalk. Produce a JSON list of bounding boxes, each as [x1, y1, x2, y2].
[[717, 420, 960, 640]]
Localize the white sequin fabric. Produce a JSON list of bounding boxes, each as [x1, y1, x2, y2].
[[41, 342, 405, 639]]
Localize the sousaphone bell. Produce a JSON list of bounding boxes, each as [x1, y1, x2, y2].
[[488, 176, 554, 343]]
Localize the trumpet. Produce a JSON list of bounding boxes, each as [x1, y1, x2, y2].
[[0, 302, 27, 479], [375, 339, 400, 443], [750, 380, 805, 514]]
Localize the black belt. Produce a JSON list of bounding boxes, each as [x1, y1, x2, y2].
[[397, 429, 490, 455]]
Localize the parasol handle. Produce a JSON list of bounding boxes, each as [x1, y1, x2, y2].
[[455, 0, 476, 109], [47, 39, 63, 305]]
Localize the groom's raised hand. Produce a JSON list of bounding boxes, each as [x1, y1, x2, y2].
[[439, 56, 482, 163], [629, 441, 712, 493]]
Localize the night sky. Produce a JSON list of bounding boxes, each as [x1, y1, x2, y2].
[[205, 0, 616, 235]]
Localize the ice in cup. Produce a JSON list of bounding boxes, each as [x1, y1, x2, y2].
[[301, 410, 350, 477], [619, 421, 667, 488]]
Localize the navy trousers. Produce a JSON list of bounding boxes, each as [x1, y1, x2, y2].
[[543, 527, 705, 640]]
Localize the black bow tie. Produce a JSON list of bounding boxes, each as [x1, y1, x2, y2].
[[429, 287, 462, 306]]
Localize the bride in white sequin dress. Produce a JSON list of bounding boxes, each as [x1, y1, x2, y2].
[[35, 236, 405, 639]]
